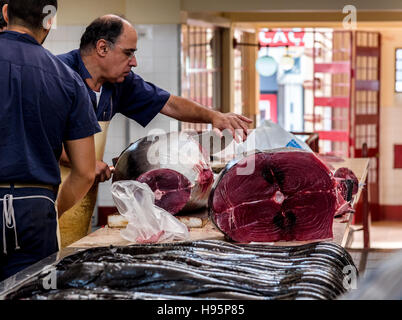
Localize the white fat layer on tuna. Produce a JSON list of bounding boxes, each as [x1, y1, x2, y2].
[[154, 189, 165, 201], [273, 191, 285, 204]]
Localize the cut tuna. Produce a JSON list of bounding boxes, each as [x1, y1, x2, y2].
[[334, 167, 359, 201], [113, 132, 214, 215], [209, 149, 344, 243], [136, 168, 192, 214]]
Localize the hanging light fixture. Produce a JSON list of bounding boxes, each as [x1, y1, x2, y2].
[[256, 47, 278, 77], [280, 46, 295, 71]]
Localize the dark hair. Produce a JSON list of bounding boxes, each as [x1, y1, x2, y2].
[[7, 0, 57, 30], [0, 0, 8, 29], [80, 16, 124, 55]]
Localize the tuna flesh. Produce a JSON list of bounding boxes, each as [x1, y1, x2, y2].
[[209, 148, 354, 243], [334, 167, 359, 201]]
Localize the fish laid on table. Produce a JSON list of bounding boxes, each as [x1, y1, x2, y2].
[[4, 240, 357, 301], [334, 167, 359, 201], [209, 149, 355, 243], [113, 132, 214, 214]]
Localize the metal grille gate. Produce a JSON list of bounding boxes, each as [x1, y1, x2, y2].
[[312, 30, 381, 220]]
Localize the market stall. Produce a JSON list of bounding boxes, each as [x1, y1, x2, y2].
[[0, 158, 369, 300]]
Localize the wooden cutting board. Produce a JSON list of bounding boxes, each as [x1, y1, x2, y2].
[[70, 215, 225, 249]]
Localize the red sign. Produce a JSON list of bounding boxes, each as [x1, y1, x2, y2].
[[260, 94, 277, 123], [259, 31, 305, 47]]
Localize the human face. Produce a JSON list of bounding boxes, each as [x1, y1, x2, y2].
[[103, 24, 138, 83]]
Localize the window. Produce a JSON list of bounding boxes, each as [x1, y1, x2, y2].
[[233, 30, 246, 116], [395, 49, 402, 92], [180, 25, 222, 133], [233, 30, 255, 123]]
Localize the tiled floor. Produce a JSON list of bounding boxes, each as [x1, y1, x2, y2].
[[349, 221, 402, 249], [346, 221, 402, 277]]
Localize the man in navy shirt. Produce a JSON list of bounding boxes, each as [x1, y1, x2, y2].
[[58, 15, 252, 183], [0, 0, 100, 280], [57, 15, 253, 247]]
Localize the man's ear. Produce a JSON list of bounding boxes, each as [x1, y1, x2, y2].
[[96, 39, 109, 57], [2, 4, 8, 24]]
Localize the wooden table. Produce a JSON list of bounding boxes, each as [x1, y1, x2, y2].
[[331, 158, 370, 248], [70, 158, 370, 249]]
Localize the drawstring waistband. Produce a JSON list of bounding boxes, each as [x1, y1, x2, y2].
[[1, 194, 55, 255], [3, 195, 19, 254]]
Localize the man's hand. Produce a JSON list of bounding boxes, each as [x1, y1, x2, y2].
[[211, 112, 253, 143], [161, 95, 253, 142], [94, 160, 115, 184], [60, 146, 114, 184]]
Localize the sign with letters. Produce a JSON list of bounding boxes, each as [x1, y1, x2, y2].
[[259, 30, 306, 47]]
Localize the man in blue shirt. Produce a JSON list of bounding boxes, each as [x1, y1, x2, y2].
[[58, 15, 252, 182], [57, 15, 253, 247], [0, 0, 101, 280]]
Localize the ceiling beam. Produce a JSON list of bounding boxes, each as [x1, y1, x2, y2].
[[181, 0, 402, 12]]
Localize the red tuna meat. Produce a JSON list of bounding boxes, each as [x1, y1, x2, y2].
[[334, 167, 359, 201], [209, 149, 342, 243]]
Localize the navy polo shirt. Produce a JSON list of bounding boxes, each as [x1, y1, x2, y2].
[[0, 31, 101, 186], [57, 50, 171, 124]]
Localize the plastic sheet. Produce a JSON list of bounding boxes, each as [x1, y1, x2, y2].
[[213, 120, 312, 162], [236, 120, 312, 155], [111, 181, 190, 244]]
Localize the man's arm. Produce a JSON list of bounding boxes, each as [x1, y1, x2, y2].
[[57, 136, 96, 216], [160, 95, 253, 142], [59, 148, 71, 168], [60, 145, 113, 184]]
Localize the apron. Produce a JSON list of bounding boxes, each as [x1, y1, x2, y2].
[[1, 188, 59, 280], [58, 121, 110, 249]]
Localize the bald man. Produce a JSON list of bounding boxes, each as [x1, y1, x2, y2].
[[59, 15, 252, 181], [56, 15, 252, 247]]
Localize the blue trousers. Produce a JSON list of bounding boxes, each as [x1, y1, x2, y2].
[[0, 187, 58, 282]]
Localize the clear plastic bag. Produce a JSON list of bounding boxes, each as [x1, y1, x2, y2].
[[236, 120, 312, 155], [111, 181, 190, 244], [213, 120, 312, 162]]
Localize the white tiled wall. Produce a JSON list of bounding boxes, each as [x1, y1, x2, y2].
[[43, 24, 181, 207], [380, 105, 402, 205], [43, 25, 86, 55]]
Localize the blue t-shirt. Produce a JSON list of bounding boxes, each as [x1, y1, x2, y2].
[[57, 49, 171, 125], [0, 31, 101, 186]]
